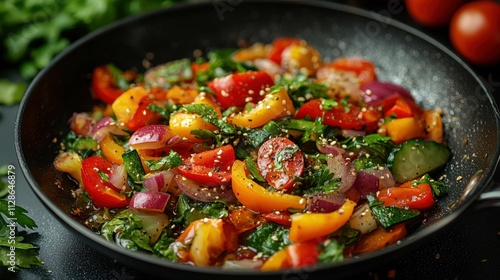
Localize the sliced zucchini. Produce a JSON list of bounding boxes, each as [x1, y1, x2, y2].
[[387, 139, 451, 183]]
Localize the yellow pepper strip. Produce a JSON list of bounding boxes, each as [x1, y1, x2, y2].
[[289, 199, 356, 243], [53, 151, 83, 186], [260, 249, 288, 271], [422, 109, 443, 143], [99, 134, 125, 165], [111, 87, 149, 124], [383, 117, 424, 144], [166, 86, 198, 104], [169, 112, 218, 142], [228, 86, 295, 128], [231, 160, 306, 213]]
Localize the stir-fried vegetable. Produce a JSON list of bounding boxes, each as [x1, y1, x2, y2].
[[53, 38, 453, 270]]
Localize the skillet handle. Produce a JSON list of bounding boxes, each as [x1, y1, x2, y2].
[[474, 183, 500, 209]]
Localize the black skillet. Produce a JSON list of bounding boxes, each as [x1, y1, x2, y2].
[[15, 0, 500, 279]]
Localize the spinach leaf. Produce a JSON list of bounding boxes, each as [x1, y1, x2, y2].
[[244, 222, 291, 256], [152, 229, 178, 261], [101, 209, 152, 252]]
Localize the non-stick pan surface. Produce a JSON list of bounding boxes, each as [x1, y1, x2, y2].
[[15, 1, 500, 279]]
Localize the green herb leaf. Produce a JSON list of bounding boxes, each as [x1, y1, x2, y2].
[[245, 157, 265, 182], [244, 222, 291, 256], [318, 239, 345, 264], [145, 150, 182, 172], [0, 200, 37, 230], [0, 80, 26, 105]]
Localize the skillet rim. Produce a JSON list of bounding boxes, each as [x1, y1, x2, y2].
[[14, 0, 500, 277]]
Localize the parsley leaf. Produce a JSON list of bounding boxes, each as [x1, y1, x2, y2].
[[145, 150, 182, 172], [245, 157, 266, 182], [244, 222, 291, 256], [318, 239, 345, 264], [182, 104, 236, 135], [273, 145, 299, 171], [277, 73, 329, 107]]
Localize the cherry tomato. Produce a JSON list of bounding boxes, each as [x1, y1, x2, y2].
[[450, 1, 500, 65], [177, 145, 236, 187], [208, 71, 274, 109], [328, 57, 376, 86], [295, 99, 382, 132], [405, 0, 465, 27], [377, 183, 435, 210], [267, 37, 302, 65], [81, 156, 130, 208], [257, 137, 304, 190]]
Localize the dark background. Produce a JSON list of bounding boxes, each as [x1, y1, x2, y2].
[[1, 0, 499, 279]]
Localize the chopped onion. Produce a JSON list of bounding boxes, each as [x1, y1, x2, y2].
[[306, 193, 346, 213], [253, 58, 284, 79], [143, 171, 176, 192], [341, 129, 366, 138], [128, 124, 171, 149], [91, 117, 128, 141], [348, 203, 377, 234], [109, 164, 128, 191], [362, 166, 396, 189], [316, 142, 346, 156], [69, 112, 94, 136], [174, 174, 237, 203], [352, 170, 379, 199], [327, 155, 356, 193], [129, 192, 170, 213], [361, 81, 414, 106]]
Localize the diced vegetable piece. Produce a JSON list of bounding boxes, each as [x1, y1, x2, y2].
[[54, 151, 83, 185], [352, 224, 407, 255], [388, 139, 451, 183], [122, 150, 146, 183], [348, 203, 378, 234], [384, 117, 424, 143]]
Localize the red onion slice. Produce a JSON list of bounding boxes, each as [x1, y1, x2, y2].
[[326, 155, 356, 193], [361, 81, 414, 106], [306, 193, 346, 213], [109, 164, 128, 191], [352, 170, 380, 199], [362, 166, 396, 189], [69, 112, 94, 136], [341, 129, 366, 138], [174, 174, 237, 203], [128, 124, 172, 149], [143, 171, 176, 192], [316, 142, 346, 156], [129, 192, 170, 213]]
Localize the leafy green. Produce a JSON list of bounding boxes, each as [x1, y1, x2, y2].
[[152, 230, 178, 261], [106, 64, 132, 90], [245, 157, 265, 182], [195, 49, 256, 85], [146, 58, 193, 87], [174, 195, 229, 227], [244, 222, 291, 256], [182, 104, 236, 135], [299, 157, 340, 194], [147, 103, 179, 123], [101, 209, 152, 252], [414, 174, 449, 198], [277, 73, 329, 107], [273, 145, 299, 172], [0, 200, 37, 230], [0, 80, 26, 105], [62, 131, 98, 158], [0, 0, 181, 79], [367, 194, 420, 229], [0, 237, 43, 270], [145, 150, 182, 172], [341, 134, 394, 171], [318, 239, 344, 264]]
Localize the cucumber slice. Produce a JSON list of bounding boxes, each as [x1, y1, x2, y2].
[[387, 139, 451, 183]]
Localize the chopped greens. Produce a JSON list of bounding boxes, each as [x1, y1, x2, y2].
[[145, 150, 182, 172], [244, 222, 291, 256]]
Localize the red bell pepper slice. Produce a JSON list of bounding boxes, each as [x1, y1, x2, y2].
[[81, 156, 129, 208], [177, 145, 236, 187], [267, 37, 302, 65], [377, 183, 435, 210], [91, 66, 125, 104], [295, 99, 381, 132]]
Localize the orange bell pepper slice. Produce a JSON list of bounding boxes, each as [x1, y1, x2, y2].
[[231, 160, 306, 213], [383, 117, 424, 144], [352, 223, 407, 255], [260, 249, 289, 271], [289, 199, 356, 243], [422, 109, 443, 143], [111, 87, 149, 124]]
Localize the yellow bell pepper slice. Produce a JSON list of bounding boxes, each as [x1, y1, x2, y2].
[[166, 86, 198, 104], [169, 112, 218, 142], [231, 160, 306, 213], [260, 249, 288, 271], [289, 199, 356, 243], [228, 86, 295, 128], [111, 87, 149, 124], [99, 133, 125, 165]]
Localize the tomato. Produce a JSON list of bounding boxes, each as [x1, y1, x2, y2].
[[208, 71, 274, 109], [377, 183, 435, 210], [405, 0, 465, 27], [328, 57, 376, 86], [267, 37, 302, 65], [295, 99, 382, 132], [257, 137, 304, 190], [177, 145, 236, 187], [81, 156, 129, 208], [450, 1, 500, 65]]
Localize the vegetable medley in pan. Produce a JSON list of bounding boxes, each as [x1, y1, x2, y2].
[[54, 38, 452, 269]]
